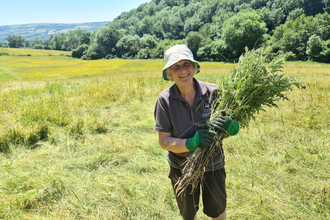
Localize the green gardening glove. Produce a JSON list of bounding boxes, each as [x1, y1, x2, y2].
[[211, 110, 240, 136], [186, 129, 217, 152]]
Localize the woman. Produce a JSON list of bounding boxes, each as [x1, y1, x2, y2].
[[154, 44, 239, 220]]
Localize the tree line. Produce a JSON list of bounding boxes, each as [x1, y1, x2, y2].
[[2, 0, 330, 63]]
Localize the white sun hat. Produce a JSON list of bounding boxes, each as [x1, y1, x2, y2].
[[162, 44, 200, 81]]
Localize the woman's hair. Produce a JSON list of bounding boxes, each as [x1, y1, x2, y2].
[[165, 61, 198, 81]]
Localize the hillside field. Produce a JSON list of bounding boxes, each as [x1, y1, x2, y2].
[[0, 22, 109, 41], [0, 49, 329, 219]]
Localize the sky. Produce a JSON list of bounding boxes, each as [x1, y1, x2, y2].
[[0, 0, 151, 26]]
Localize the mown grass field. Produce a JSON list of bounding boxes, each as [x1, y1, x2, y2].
[[0, 48, 329, 219], [0, 48, 72, 57]]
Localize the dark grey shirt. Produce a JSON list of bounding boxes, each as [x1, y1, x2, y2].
[[154, 78, 225, 171]]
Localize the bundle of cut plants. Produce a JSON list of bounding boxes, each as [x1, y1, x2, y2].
[[175, 47, 305, 196]]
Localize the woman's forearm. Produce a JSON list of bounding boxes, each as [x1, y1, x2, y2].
[[159, 136, 190, 153]]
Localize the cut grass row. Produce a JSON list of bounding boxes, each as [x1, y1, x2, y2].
[[0, 48, 71, 56]]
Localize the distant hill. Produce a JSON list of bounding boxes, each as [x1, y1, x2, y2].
[[0, 22, 110, 42]]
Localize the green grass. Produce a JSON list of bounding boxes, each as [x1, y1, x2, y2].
[[0, 50, 329, 219], [0, 49, 164, 81]]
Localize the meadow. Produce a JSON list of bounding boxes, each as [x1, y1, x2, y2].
[[0, 48, 329, 219]]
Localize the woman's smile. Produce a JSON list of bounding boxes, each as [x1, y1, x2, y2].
[[179, 73, 189, 78]]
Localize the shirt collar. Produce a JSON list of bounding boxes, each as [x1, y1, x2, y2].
[[169, 78, 208, 100]]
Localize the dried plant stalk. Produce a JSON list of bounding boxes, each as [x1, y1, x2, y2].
[[175, 135, 223, 197], [175, 47, 305, 196]]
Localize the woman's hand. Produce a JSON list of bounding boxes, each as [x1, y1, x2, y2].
[[186, 129, 217, 152], [211, 111, 240, 136]]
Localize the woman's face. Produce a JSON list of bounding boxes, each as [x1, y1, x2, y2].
[[170, 60, 194, 86]]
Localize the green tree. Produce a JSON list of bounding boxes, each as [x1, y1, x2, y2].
[[44, 35, 53, 50], [140, 16, 154, 35], [270, 14, 328, 61], [184, 16, 203, 36], [320, 39, 330, 62], [140, 35, 157, 49], [315, 12, 330, 40], [72, 44, 89, 59], [161, 16, 171, 34], [32, 37, 44, 46], [286, 8, 305, 21], [34, 44, 44, 49], [5, 35, 26, 48], [126, 17, 141, 36], [198, 3, 218, 24], [91, 25, 120, 58], [197, 39, 230, 61], [63, 30, 86, 50], [115, 35, 140, 58], [0, 42, 9, 48], [257, 7, 285, 34], [79, 32, 91, 45], [177, 6, 194, 22], [151, 24, 164, 39], [166, 14, 184, 39], [137, 47, 150, 59], [221, 11, 267, 60], [278, 0, 300, 15], [164, 0, 180, 7], [185, 32, 203, 58], [250, 0, 268, 9], [86, 43, 106, 60], [84, 26, 118, 60], [301, 0, 325, 16], [64, 36, 79, 51], [210, 9, 235, 40], [280, 28, 310, 60], [51, 34, 66, 50], [196, 43, 213, 61], [306, 34, 323, 61], [147, 2, 156, 16], [151, 44, 165, 58]]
